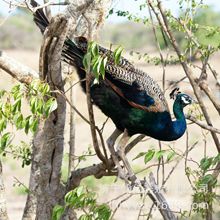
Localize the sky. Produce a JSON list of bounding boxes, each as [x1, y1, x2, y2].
[[0, 0, 220, 23]]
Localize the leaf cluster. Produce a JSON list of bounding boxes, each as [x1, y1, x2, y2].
[[52, 186, 111, 220]]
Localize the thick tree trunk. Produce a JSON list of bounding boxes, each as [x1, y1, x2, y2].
[[0, 161, 9, 220], [23, 15, 68, 220]]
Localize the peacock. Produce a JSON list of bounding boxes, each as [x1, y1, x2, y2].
[[31, 1, 194, 184]]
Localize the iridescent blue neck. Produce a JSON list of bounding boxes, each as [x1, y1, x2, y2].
[[170, 101, 187, 140]]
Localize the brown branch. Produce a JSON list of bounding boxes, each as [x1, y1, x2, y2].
[[0, 51, 38, 84], [198, 80, 220, 116], [148, 172, 177, 220], [85, 74, 108, 164], [186, 115, 220, 134], [68, 82, 76, 177], [66, 134, 145, 191]]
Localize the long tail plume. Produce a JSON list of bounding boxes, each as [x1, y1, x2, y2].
[[31, 0, 49, 34]]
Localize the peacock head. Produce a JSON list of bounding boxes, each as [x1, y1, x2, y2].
[[170, 88, 194, 108], [175, 93, 193, 107]]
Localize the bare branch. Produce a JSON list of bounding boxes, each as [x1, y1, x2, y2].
[[68, 82, 76, 177], [0, 51, 38, 84], [187, 115, 220, 134]]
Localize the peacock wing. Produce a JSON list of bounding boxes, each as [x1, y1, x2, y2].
[[105, 64, 169, 113]]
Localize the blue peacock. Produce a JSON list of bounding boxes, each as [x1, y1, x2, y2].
[[31, 1, 194, 183]]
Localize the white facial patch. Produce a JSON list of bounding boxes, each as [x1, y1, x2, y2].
[[181, 95, 191, 104]]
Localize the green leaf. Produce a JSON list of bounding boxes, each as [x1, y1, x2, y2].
[[100, 57, 107, 79], [0, 118, 7, 132], [90, 42, 99, 57], [95, 204, 111, 220], [92, 56, 102, 79], [155, 150, 166, 160], [77, 186, 84, 197], [166, 151, 176, 162], [200, 174, 217, 186], [133, 152, 146, 161], [79, 215, 92, 220], [30, 97, 37, 114], [30, 118, 38, 133], [24, 116, 31, 134], [45, 99, 57, 117], [13, 113, 24, 129], [52, 205, 65, 220], [83, 53, 92, 72], [12, 98, 21, 113], [0, 132, 12, 153], [200, 157, 213, 171], [42, 83, 50, 95], [144, 149, 155, 164], [64, 190, 77, 205], [113, 46, 124, 65]]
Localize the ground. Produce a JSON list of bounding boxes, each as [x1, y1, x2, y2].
[[1, 49, 220, 219]]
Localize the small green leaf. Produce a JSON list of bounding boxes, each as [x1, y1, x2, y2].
[[0, 119, 7, 132], [30, 97, 37, 114], [144, 149, 155, 164], [24, 116, 31, 134], [133, 152, 146, 161], [52, 205, 65, 220], [113, 46, 124, 65], [90, 42, 99, 57], [100, 57, 108, 79], [13, 113, 24, 129], [92, 55, 102, 78], [44, 99, 57, 117], [0, 132, 12, 152], [155, 150, 166, 160], [12, 98, 21, 113], [77, 186, 84, 197], [83, 53, 92, 72], [30, 118, 38, 133], [200, 174, 217, 186], [64, 190, 77, 205], [200, 157, 213, 171], [166, 151, 176, 162]]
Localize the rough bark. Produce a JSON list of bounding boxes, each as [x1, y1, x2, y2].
[[0, 161, 9, 220], [0, 51, 38, 84], [23, 15, 68, 220]]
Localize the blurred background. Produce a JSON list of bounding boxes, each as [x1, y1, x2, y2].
[[0, 0, 220, 219]]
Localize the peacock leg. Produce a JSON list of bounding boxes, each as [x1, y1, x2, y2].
[[116, 129, 137, 185], [106, 128, 129, 182]]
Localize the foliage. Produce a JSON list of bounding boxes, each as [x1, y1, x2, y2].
[[185, 154, 220, 217], [133, 147, 176, 164], [83, 41, 123, 81], [106, 2, 220, 54], [52, 186, 111, 220], [0, 80, 57, 166]]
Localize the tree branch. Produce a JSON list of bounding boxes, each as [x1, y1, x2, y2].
[[0, 51, 38, 84], [186, 115, 220, 134]]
